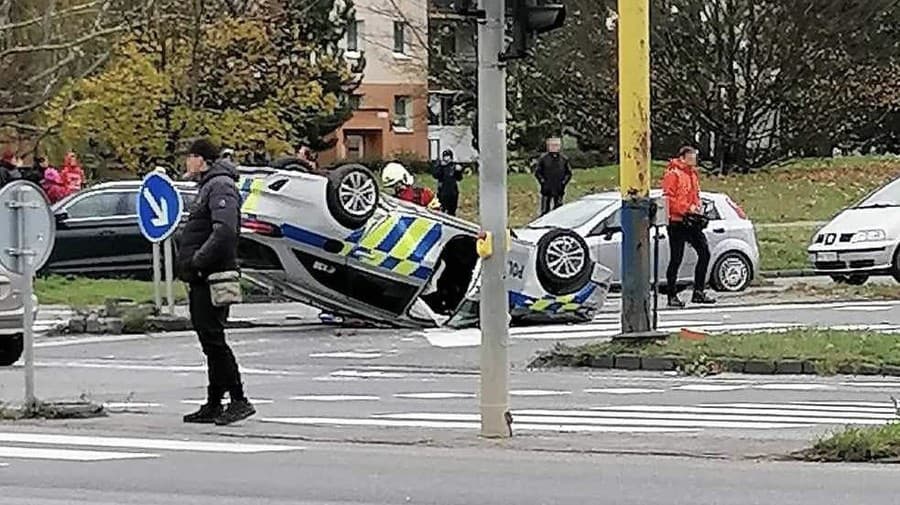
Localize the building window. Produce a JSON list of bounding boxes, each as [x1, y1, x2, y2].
[[393, 96, 412, 131], [345, 134, 364, 159], [393, 21, 406, 54], [346, 20, 359, 53]]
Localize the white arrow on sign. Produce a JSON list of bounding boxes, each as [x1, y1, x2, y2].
[[143, 188, 170, 227]]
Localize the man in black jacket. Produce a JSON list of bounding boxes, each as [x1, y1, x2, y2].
[[176, 138, 254, 426], [432, 149, 463, 216], [534, 138, 572, 215]]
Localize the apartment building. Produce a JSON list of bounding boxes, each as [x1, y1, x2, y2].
[[321, 0, 429, 164]]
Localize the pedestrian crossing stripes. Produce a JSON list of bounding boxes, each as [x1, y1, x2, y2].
[[260, 401, 900, 434], [0, 432, 304, 464]]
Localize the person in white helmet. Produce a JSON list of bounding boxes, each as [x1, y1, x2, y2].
[[381, 162, 441, 210]]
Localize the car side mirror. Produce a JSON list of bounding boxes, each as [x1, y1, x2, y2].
[[602, 226, 621, 241]]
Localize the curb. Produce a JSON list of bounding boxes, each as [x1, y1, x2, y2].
[[760, 270, 820, 278], [532, 353, 897, 377]]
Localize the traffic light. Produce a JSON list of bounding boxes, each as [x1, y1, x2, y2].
[[502, 0, 566, 60]]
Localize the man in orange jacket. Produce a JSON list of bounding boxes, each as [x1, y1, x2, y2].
[[661, 146, 715, 308]]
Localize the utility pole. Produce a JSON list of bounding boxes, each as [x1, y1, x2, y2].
[[617, 0, 653, 336], [478, 0, 511, 438]]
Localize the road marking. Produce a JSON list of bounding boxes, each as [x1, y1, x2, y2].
[[584, 388, 666, 395], [585, 405, 895, 424], [834, 306, 892, 312], [330, 370, 407, 379], [103, 402, 162, 410], [840, 382, 900, 388], [0, 446, 158, 462], [290, 395, 381, 402], [753, 384, 835, 391], [309, 352, 384, 359], [181, 398, 274, 406], [707, 403, 898, 416], [394, 392, 476, 400], [510, 390, 571, 397], [674, 384, 747, 392], [35, 335, 148, 348], [0, 433, 303, 453], [259, 417, 697, 434]]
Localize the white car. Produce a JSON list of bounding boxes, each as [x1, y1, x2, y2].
[[515, 190, 761, 292], [0, 266, 25, 365], [808, 176, 900, 285], [236, 162, 613, 328]]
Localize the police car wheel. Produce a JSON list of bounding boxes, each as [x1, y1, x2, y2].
[[536, 229, 592, 296], [326, 164, 379, 229], [0, 333, 23, 366]]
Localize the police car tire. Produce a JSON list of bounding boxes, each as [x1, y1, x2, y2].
[[535, 228, 593, 296], [326, 164, 379, 230], [0, 333, 23, 366]]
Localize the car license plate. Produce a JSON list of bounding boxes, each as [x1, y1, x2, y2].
[[818, 252, 838, 262]]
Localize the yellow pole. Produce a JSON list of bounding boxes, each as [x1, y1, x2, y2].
[[617, 0, 653, 336], [618, 0, 651, 197]]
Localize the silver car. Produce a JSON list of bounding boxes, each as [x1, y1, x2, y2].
[[808, 176, 900, 285], [515, 190, 761, 292], [0, 266, 25, 365]]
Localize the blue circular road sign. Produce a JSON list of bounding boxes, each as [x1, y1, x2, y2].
[[137, 172, 184, 243]]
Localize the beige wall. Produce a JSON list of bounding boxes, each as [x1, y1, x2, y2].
[[349, 0, 428, 85]]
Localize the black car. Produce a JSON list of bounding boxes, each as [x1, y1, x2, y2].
[[44, 181, 198, 279]]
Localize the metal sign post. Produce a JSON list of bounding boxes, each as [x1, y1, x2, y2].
[[136, 172, 184, 315], [477, 0, 511, 438], [0, 181, 56, 408], [152, 242, 162, 310]]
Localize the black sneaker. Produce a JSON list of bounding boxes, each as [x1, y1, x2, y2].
[[183, 402, 223, 424], [667, 296, 685, 309], [214, 399, 256, 426], [692, 291, 717, 304]]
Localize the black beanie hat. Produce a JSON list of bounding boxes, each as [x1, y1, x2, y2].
[[188, 138, 220, 162]]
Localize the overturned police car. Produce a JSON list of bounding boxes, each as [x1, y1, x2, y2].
[[236, 162, 612, 328]]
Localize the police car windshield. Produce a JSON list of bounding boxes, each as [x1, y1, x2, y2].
[[527, 198, 617, 229]]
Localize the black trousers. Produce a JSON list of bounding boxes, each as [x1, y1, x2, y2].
[[666, 222, 711, 294], [189, 283, 243, 401], [540, 195, 563, 215], [440, 191, 459, 216]]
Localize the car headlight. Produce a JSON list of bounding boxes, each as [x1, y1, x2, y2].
[[851, 229, 887, 243]]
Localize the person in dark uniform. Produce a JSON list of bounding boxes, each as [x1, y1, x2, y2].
[[432, 149, 463, 216], [534, 138, 572, 215], [176, 138, 255, 425]]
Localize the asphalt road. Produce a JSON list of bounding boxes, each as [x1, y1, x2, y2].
[[4, 296, 900, 503], [2, 437, 900, 505]]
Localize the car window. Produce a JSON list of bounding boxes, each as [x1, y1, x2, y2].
[[528, 198, 618, 230], [855, 177, 900, 209], [702, 198, 721, 220], [65, 192, 132, 219]]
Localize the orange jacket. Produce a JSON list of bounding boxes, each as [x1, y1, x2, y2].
[[661, 159, 700, 222]]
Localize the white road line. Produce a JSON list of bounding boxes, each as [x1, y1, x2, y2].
[[259, 417, 698, 434], [0, 446, 158, 462], [834, 306, 892, 312], [330, 370, 406, 379], [753, 384, 835, 391], [180, 398, 274, 406], [708, 403, 898, 415], [585, 406, 895, 422], [35, 335, 148, 348], [510, 390, 572, 397], [394, 393, 476, 400], [309, 352, 384, 359], [840, 382, 900, 388], [375, 412, 812, 430], [103, 402, 162, 409], [584, 388, 665, 395], [290, 395, 381, 402], [0, 433, 303, 453], [789, 401, 897, 409], [674, 384, 748, 392]]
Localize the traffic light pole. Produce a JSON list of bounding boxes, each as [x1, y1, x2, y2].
[[478, 0, 511, 438], [618, 0, 653, 336]]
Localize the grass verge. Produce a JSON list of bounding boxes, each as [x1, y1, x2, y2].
[[531, 329, 900, 375], [757, 226, 817, 272], [35, 275, 187, 307], [785, 281, 900, 301], [798, 423, 900, 462]]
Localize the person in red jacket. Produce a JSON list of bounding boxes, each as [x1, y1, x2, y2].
[[661, 146, 715, 308], [41, 167, 69, 203], [60, 152, 85, 194]]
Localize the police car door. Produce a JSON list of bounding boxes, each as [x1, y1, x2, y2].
[[344, 211, 444, 317]]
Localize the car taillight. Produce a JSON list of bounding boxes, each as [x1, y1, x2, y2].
[[242, 219, 282, 237], [727, 198, 747, 220]]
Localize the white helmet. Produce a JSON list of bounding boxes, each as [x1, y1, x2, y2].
[[381, 162, 414, 188]]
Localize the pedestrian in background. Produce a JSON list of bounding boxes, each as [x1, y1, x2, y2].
[[0, 150, 22, 188], [41, 167, 69, 203], [661, 146, 716, 308], [60, 152, 85, 194], [176, 138, 255, 426], [534, 137, 572, 215], [432, 149, 463, 216], [24, 156, 51, 185]]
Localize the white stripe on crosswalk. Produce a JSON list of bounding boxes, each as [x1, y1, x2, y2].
[[259, 417, 698, 434], [0, 446, 158, 462], [0, 433, 303, 453], [709, 403, 898, 415]]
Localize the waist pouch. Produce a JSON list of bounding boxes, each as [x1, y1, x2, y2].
[[207, 271, 242, 307]]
